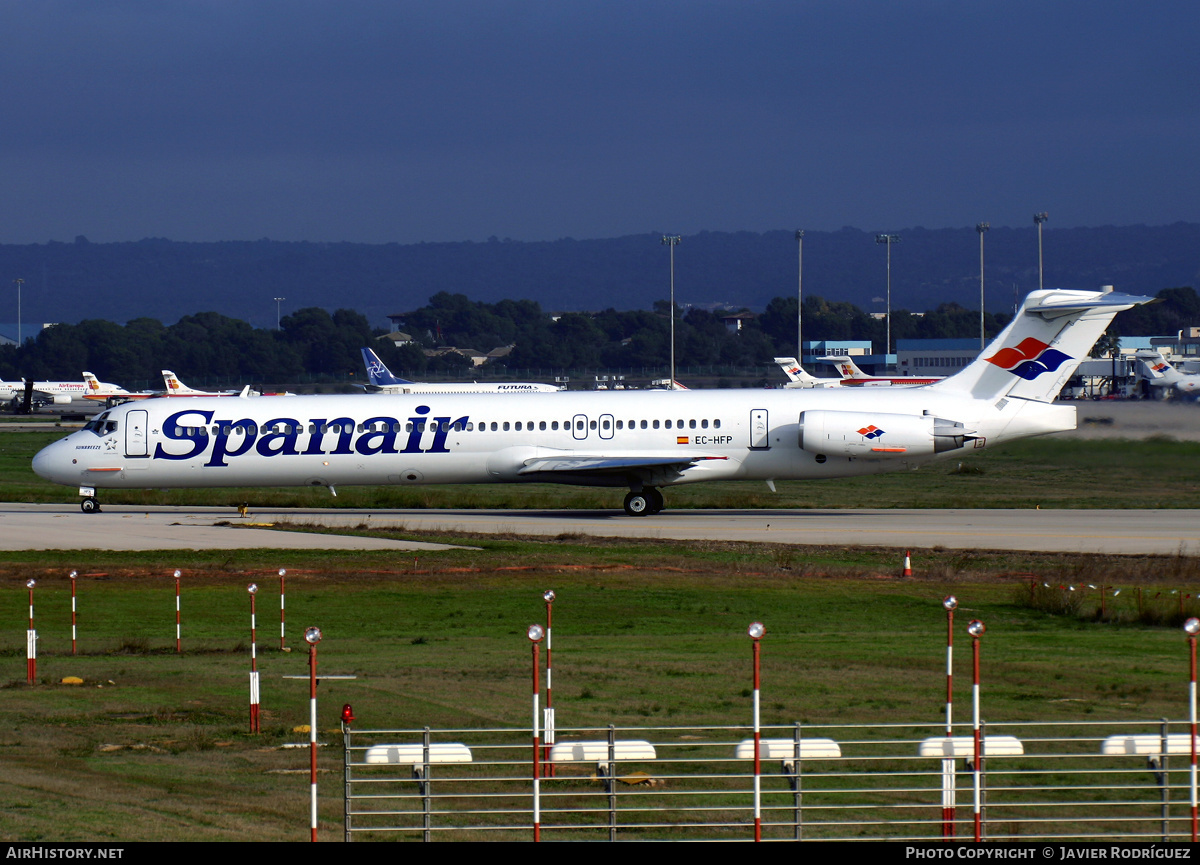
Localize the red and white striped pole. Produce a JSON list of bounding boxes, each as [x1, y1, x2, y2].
[[942, 595, 957, 838], [749, 621, 765, 842], [543, 589, 556, 778], [968, 619, 986, 843], [1185, 617, 1200, 842], [173, 569, 182, 653], [69, 570, 78, 656], [26, 579, 37, 684], [248, 583, 260, 734], [527, 623, 545, 842], [279, 568, 287, 650], [304, 626, 322, 842]]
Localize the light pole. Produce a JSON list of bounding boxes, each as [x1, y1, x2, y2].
[[661, 236, 681, 388], [70, 570, 78, 656], [1186, 616, 1200, 842], [248, 583, 260, 733], [976, 223, 990, 350], [1034, 213, 1048, 292], [274, 297, 285, 330], [942, 596, 958, 838], [528, 622, 545, 841], [543, 590, 556, 778], [748, 621, 765, 841], [875, 234, 901, 360], [968, 619, 986, 842], [26, 579, 36, 684], [795, 229, 805, 364], [305, 625, 322, 842]]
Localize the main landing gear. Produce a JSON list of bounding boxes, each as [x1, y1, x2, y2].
[[622, 487, 664, 517]]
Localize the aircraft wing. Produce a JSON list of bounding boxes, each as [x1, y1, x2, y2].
[[517, 453, 727, 477]]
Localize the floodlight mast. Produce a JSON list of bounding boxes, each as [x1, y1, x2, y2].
[[1034, 212, 1049, 292], [661, 235, 681, 388], [976, 224, 990, 350], [875, 234, 901, 358], [796, 229, 805, 363]]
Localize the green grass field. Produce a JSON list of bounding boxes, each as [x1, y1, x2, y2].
[[2, 432, 1200, 840]]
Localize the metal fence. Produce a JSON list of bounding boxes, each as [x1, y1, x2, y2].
[[341, 718, 1200, 841]]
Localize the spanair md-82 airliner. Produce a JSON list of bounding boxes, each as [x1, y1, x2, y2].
[[33, 287, 1150, 516]]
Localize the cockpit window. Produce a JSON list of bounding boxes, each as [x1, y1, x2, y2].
[[82, 412, 119, 436]]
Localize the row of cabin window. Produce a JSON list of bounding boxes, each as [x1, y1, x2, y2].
[[175, 417, 724, 437]]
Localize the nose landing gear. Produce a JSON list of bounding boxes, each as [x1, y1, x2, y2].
[[80, 496, 101, 514]]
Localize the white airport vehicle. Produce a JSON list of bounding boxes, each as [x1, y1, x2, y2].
[[33, 287, 1150, 516], [3, 373, 130, 408], [360, 347, 561, 394], [1134, 350, 1200, 397]]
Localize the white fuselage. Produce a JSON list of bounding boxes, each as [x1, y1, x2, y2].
[[31, 387, 1074, 492]]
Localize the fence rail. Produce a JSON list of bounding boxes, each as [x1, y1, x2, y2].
[[342, 719, 1199, 841]]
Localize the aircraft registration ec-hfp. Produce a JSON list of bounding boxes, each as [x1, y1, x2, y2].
[[33, 288, 1152, 516]]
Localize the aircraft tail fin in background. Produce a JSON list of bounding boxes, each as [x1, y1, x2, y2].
[[361, 347, 412, 387], [82, 372, 103, 393], [1134, 350, 1178, 382], [927, 287, 1155, 403], [773, 357, 833, 388], [820, 355, 870, 380], [162, 370, 199, 394]]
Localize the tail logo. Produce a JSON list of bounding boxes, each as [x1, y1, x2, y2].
[[366, 360, 386, 377], [986, 338, 1072, 381], [857, 425, 885, 439]]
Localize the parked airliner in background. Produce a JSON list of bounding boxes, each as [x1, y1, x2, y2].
[[162, 371, 257, 398], [33, 287, 1150, 516], [360, 347, 561, 394], [1134, 350, 1200, 397], [821, 356, 944, 387], [3, 374, 130, 407]]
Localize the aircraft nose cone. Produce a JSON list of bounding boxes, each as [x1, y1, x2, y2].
[[32, 439, 69, 483]]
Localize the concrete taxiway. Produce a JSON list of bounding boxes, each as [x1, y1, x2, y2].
[[1, 502, 1195, 555]]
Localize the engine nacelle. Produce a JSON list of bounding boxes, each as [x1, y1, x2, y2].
[[52, 394, 73, 405], [798, 410, 967, 459]]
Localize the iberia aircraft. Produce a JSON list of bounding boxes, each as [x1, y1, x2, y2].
[[33, 287, 1150, 516], [1, 373, 130, 406], [822, 355, 945, 387], [162, 370, 258, 397]]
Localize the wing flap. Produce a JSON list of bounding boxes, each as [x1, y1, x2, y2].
[[517, 454, 724, 476]]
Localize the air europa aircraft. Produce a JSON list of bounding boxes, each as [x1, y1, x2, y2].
[[33, 287, 1150, 516]]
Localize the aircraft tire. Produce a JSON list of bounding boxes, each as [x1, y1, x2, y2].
[[646, 487, 664, 514], [80, 497, 100, 514], [623, 491, 651, 517]]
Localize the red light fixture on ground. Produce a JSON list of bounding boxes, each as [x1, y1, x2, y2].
[[341, 703, 355, 724], [748, 621, 765, 841]]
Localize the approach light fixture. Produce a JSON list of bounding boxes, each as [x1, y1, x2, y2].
[[943, 596, 957, 611], [543, 590, 556, 603], [69, 570, 77, 580], [527, 623, 545, 643], [278, 568, 286, 577], [173, 570, 181, 579], [748, 622, 766, 640], [248, 583, 258, 594], [967, 620, 986, 638], [341, 703, 356, 723], [25, 579, 35, 588], [1185, 618, 1200, 637], [305, 626, 322, 645]]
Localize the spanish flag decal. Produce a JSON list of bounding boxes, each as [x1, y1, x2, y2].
[[677, 436, 689, 444]]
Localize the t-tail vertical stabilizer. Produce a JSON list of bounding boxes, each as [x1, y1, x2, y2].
[[927, 287, 1154, 403], [361, 347, 412, 388]]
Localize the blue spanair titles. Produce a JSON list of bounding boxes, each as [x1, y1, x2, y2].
[[152, 406, 470, 467]]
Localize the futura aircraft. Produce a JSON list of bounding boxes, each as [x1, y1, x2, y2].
[[33, 287, 1150, 516]]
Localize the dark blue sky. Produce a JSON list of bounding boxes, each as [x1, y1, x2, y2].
[[3, 1, 1197, 245]]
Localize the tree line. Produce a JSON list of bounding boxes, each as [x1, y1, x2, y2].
[[1, 287, 1194, 388]]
